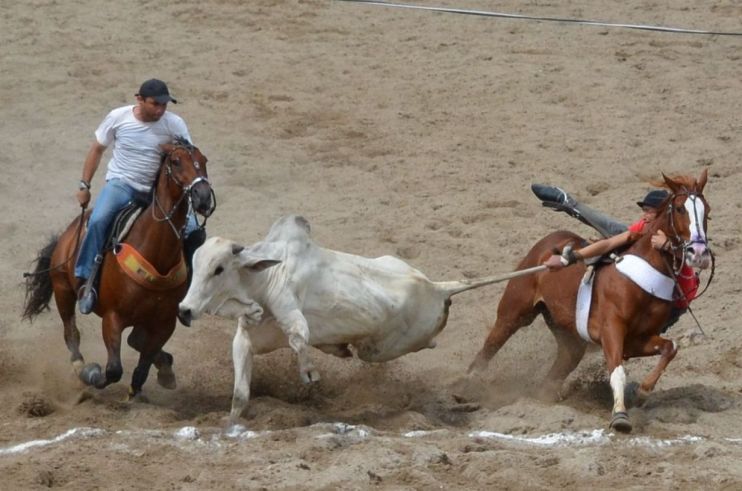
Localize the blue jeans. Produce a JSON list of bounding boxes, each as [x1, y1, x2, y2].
[[74, 178, 198, 279]]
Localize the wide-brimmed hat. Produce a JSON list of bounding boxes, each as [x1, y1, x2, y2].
[[636, 189, 669, 209]]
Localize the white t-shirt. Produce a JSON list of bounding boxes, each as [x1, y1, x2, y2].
[[95, 105, 191, 193]]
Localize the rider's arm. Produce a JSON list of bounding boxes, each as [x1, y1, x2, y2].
[[81, 142, 106, 184], [574, 230, 632, 260], [544, 230, 632, 271], [76, 142, 107, 207]]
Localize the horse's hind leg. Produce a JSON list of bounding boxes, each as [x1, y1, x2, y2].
[[467, 292, 539, 374], [52, 278, 85, 375], [127, 325, 177, 391], [537, 320, 586, 401]]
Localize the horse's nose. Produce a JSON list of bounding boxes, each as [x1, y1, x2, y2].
[[178, 306, 192, 327], [191, 182, 213, 216], [686, 242, 708, 257], [686, 242, 712, 269]]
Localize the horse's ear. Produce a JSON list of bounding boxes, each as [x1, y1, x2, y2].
[[697, 168, 708, 192], [662, 172, 680, 194], [160, 143, 174, 155], [196, 147, 208, 164]]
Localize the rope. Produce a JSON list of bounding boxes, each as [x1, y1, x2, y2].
[[337, 0, 742, 36]]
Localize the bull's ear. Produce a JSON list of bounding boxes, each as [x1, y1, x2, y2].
[[242, 259, 281, 273]]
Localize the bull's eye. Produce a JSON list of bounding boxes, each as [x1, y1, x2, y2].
[[214, 266, 224, 276]]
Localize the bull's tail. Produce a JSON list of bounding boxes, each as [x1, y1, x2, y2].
[[435, 265, 547, 297], [22, 235, 59, 321]]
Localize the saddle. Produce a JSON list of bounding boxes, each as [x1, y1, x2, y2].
[[83, 202, 145, 296]]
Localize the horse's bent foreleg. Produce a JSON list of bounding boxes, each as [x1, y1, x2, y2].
[[467, 300, 539, 374], [79, 313, 124, 389], [230, 315, 255, 423], [538, 324, 586, 401], [624, 335, 678, 403], [52, 278, 85, 373]]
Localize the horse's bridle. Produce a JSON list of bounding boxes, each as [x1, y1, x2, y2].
[[152, 145, 217, 238], [661, 190, 714, 300]]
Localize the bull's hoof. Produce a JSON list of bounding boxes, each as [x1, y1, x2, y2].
[[624, 381, 649, 408], [467, 355, 489, 375], [610, 411, 632, 433], [300, 368, 321, 384], [535, 384, 562, 403], [157, 366, 177, 390]]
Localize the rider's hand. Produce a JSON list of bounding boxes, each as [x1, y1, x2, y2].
[[544, 254, 566, 271], [651, 229, 669, 251], [77, 189, 91, 208]]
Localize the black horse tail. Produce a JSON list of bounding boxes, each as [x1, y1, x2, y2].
[[22, 235, 59, 321]]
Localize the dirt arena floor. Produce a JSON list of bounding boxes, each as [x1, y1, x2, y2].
[[3, 0, 742, 489]]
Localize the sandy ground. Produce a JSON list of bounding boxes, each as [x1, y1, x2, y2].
[[3, 0, 742, 489]]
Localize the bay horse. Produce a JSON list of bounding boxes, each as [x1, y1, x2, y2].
[[468, 170, 712, 433], [23, 138, 214, 400]]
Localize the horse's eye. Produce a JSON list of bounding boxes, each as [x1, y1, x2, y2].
[[675, 206, 686, 213], [172, 158, 181, 167], [214, 266, 224, 276]]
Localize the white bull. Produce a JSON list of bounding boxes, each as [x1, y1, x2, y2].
[[178, 215, 539, 421]]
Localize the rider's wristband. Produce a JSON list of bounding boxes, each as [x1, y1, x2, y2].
[[78, 180, 91, 191]]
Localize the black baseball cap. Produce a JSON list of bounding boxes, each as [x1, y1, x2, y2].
[[136, 79, 177, 104], [636, 189, 669, 209]]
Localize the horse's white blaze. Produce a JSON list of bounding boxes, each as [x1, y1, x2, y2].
[[610, 365, 627, 414], [685, 194, 707, 244]]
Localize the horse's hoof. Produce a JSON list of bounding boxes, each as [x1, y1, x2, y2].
[[79, 363, 103, 387], [157, 367, 177, 390], [610, 411, 633, 433], [624, 381, 649, 408]]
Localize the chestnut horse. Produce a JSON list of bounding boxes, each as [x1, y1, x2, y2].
[[468, 170, 711, 433], [23, 138, 214, 399]]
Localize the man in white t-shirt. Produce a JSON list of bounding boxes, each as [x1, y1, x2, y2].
[[75, 79, 203, 314]]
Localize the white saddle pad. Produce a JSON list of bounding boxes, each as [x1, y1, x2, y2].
[[615, 254, 674, 301]]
